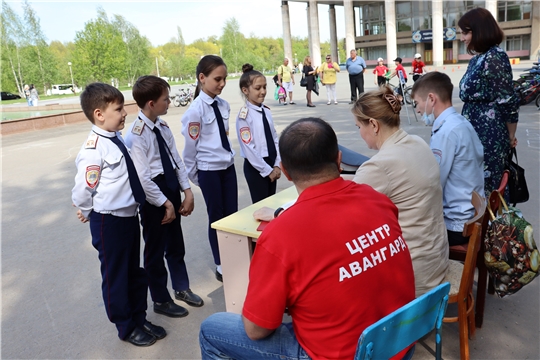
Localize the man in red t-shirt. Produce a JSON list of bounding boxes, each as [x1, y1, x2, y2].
[[390, 57, 408, 102], [199, 118, 416, 360]]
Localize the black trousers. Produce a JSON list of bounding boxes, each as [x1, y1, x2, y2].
[[140, 175, 189, 303], [377, 76, 387, 87], [90, 212, 148, 339], [447, 229, 470, 246], [199, 165, 238, 266], [349, 73, 365, 101], [243, 159, 277, 204]]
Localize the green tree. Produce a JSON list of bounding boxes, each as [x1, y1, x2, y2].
[[220, 18, 246, 73], [72, 7, 127, 85], [22, 0, 56, 92], [111, 14, 152, 85], [1, 1, 26, 94]]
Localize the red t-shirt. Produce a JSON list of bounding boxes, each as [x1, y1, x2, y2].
[[243, 178, 415, 360], [373, 65, 389, 77], [412, 59, 425, 74], [396, 64, 407, 82]]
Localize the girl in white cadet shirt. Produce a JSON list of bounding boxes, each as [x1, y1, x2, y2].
[[181, 55, 237, 282], [236, 63, 281, 204]]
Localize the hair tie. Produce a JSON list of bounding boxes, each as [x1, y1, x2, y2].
[[384, 94, 400, 114]]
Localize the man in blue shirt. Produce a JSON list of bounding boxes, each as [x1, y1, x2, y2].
[[412, 72, 484, 246], [345, 49, 367, 104]]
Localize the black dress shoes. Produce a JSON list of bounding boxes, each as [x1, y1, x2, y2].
[[154, 301, 189, 318], [125, 327, 156, 347], [175, 289, 204, 307], [142, 320, 167, 340], [215, 268, 223, 282]]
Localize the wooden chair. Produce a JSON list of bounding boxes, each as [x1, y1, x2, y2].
[[443, 191, 486, 360], [448, 170, 508, 328], [354, 282, 451, 360]]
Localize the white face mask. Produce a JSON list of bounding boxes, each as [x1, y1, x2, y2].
[[422, 95, 435, 126]]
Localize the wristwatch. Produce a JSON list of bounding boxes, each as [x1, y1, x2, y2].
[[274, 207, 284, 219]]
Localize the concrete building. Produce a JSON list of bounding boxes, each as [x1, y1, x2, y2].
[[281, 0, 540, 67]]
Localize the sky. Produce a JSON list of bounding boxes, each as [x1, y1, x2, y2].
[[7, 0, 347, 46]]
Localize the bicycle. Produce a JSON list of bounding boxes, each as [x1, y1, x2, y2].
[[514, 74, 540, 106], [385, 78, 413, 105]]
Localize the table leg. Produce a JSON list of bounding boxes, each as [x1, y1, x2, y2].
[[216, 230, 254, 313]]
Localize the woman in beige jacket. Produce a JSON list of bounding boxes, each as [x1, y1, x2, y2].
[[351, 86, 449, 297]]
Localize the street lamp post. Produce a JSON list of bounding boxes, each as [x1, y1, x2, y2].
[[155, 56, 160, 77], [67, 62, 75, 93]]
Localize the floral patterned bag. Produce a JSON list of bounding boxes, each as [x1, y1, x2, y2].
[[484, 191, 538, 297]]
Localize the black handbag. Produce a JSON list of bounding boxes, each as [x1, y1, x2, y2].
[[506, 148, 529, 205], [300, 74, 307, 87]]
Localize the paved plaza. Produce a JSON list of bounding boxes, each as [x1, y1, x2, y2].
[[2, 63, 539, 359]]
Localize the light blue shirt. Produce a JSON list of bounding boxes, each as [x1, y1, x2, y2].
[[346, 56, 366, 75], [430, 107, 484, 232]]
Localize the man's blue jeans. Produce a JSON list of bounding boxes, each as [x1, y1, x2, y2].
[[199, 312, 310, 360]]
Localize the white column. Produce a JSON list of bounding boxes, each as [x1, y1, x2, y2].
[[432, 0, 444, 67], [329, 4, 339, 63], [485, 0, 498, 19], [309, 0, 322, 67], [281, 1, 293, 65], [307, 3, 313, 58], [344, 0, 355, 53], [531, 1, 540, 60], [385, 0, 397, 66]]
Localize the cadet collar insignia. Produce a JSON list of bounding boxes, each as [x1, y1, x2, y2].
[[239, 106, 248, 119], [85, 133, 99, 149], [188, 122, 200, 140], [160, 119, 169, 128], [85, 165, 100, 189], [132, 118, 145, 135], [240, 126, 252, 144]]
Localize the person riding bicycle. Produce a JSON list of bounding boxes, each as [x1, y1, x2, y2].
[[388, 57, 408, 102], [412, 54, 427, 82]]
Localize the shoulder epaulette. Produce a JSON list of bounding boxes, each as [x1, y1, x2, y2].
[[85, 133, 99, 149], [131, 119, 145, 135], [160, 119, 169, 128], [238, 106, 248, 119], [263, 105, 271, 110]]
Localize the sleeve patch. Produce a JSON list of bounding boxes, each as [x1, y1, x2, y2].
[[86, 165, 100, 189], [85, 133, 99, 149], [189, 122, 200, 140], [240, 127, 252, 144]]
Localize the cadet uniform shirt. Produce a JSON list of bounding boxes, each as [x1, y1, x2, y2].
[[181, 91, 235, 186], [124, 111, 191, 208], [236, 102, 280, 178], [430, 107, 484, 232], [72, 125, 139, 218]]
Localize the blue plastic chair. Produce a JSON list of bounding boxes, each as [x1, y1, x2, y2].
[[354, 282, 451, 360]]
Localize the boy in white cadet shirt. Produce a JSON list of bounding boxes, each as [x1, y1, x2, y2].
[[124, 75, 203, 319], [72, 82, 165, 347]]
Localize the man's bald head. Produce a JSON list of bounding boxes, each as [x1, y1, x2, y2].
[[279, 118, 340, 183]]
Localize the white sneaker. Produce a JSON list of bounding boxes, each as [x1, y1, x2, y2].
[[334, 101, 338, 105], [327, 101, 331, 105]]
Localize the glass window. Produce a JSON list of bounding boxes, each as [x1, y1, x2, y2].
[[497, 1, 532, 21], [397, 44, 415, 58]]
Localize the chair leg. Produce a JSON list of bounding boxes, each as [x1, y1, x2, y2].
[[458, 299, 470, 360], [475, 265, 488, 328], [467, 293, 476, 339], [487, 275, 495, 295]]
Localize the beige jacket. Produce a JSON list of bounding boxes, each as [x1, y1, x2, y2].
[[353, 129, 449, 297]]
